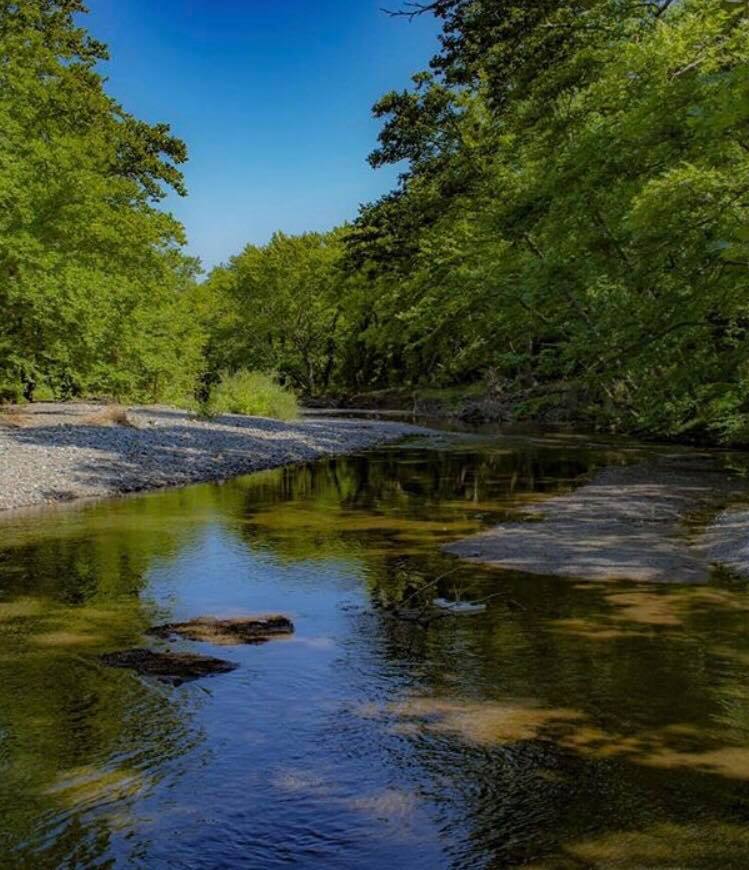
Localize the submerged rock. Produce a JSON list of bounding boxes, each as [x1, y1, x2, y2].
[[100, 648, 238, 684], [148, 615, 294, 645]]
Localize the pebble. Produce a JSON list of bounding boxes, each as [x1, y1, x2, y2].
[[0, 403, 430, 512]]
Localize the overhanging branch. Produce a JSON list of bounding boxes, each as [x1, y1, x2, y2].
[[381, 1, 441, 20]]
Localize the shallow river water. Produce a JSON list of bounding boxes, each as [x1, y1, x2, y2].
[[2, 429, 749, 868]]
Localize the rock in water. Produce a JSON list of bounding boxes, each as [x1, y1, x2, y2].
[[147, 615, 294, 645], [100, 648, 238, 684], [432, 598, 487, 614]]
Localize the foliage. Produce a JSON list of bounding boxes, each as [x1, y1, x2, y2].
[[6, 0, 749, 444], [204, 370, 299, 420], [200, 0, 749, 443], [0, 0, 204, 403], [336, 0, 749, 442], [202, 231, 353, 397]]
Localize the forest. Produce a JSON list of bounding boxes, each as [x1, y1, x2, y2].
[[3, 0, 749, 443]]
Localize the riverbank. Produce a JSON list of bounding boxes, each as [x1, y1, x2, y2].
[[312, 382, 594, 428], [445, 457, 749, 582], [0, 403, 430, 512], [6, 416, 749, 867]]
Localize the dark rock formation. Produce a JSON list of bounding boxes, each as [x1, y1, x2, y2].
[[100, 648, 238, 684]]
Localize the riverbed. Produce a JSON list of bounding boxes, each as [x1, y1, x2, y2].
[[2, 429, 749, 867], [0, 403, 427, 511]]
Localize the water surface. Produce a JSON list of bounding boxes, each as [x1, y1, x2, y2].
[[1, 431, 749, 867]]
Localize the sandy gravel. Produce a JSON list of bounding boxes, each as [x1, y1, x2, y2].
[[444, 458, 749, 583], [0, 403, 429, 512], [701, 507, 749, 576]]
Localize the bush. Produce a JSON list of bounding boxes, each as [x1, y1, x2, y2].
[[205, 371, 299, 420], [0, 381, 25, 404], [33, 384, 56, 402]]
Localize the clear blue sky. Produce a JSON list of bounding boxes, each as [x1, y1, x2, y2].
[[83, 0, 440, 271]]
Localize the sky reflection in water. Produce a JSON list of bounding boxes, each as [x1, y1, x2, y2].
[[1, 433, 749, 868]]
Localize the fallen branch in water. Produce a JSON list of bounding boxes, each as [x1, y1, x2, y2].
[[382, 566, 463, 627], [396, 566, 462, 609], [383, 570, 523, 627]]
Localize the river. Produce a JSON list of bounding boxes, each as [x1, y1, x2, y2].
[[1, 428, 748, 867]]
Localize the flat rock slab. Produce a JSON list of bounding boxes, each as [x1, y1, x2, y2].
[[444, 460, 749, 583], [148, 615, 294, 645], [100, 648, 238, 683]]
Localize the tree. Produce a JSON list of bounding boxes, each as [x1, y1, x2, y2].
[[0, 0, 203, 402], [204, 231, 349, 396], [341, 0, 749, 441]]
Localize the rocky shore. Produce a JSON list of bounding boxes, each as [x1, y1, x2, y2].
[[444, 457, 749, 582], [0, 403, 429, 512]]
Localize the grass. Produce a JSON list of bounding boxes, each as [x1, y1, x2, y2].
[[82, 406, 137, 427], [0, 405, 32, 428], [204, 371, 299, 421]]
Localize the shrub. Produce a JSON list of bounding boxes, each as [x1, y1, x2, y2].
[[0, 381, 25, 404], [205, 371, 299, 420], [33, 384, 56, 402]]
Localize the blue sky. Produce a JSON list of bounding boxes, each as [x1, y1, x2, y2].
[[83, 1, 440, 271]]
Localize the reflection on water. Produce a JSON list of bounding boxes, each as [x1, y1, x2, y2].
[[1, 433, 749, 867]]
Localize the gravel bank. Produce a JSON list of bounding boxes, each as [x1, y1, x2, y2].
[[701, 507, 749, 576], [444, 458, 749, 583], [0, 403, 430, 512]]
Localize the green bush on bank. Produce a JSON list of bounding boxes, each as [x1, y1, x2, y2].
[[0, 381, 25, 405], [31, 384, 56, 403], [204, 371, 299, 421]]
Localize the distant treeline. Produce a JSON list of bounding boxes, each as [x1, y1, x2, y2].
[[3, 1, 749, 443]]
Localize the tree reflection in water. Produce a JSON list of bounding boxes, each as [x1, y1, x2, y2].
[[1, 435, 748, 867]]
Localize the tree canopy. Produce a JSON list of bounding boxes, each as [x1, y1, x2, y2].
[[0, 0, 203, 402], [336, 0, 749, 440], [5, 0, 749, 442]]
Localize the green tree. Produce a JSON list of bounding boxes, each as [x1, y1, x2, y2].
[[204, 231, 349, 396], [343, 0, 749, 441], [0, 0, 203, 402]]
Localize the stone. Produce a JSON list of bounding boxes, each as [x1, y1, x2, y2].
[[100, 648, 238, 684], [147, 615, 294, 645]]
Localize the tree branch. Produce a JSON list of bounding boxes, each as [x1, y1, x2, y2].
[[588, 319, 705, 373], [381, 1, 441, 20], [653, 0, 676, 19]]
